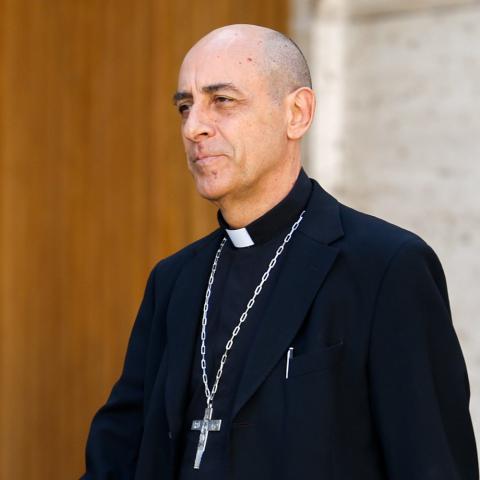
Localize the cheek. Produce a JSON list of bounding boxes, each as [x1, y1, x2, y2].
[[181, 132, 192, 155], [244, 116, 286, 160]]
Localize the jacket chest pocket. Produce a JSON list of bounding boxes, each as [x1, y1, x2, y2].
[[280, 341, 343, 478], [287, 341, 344, 378]]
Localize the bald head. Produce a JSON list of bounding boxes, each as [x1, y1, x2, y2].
[[258, 27, 312, 97], [184, 24, 312, 101]]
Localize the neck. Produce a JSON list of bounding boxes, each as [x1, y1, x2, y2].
[[217, 163, 301, 229]]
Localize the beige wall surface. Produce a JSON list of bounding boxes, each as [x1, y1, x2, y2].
[[295, 0, 480, 441], [0, 1, 287, 478]]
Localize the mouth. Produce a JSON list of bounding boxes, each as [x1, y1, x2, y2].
[[193, 154, 224, 165]]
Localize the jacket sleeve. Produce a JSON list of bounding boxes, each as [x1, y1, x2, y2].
[[368, 237, 478, 479], [81, 266, 158, 480]]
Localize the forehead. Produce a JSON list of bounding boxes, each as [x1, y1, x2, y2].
[[178, 36, 267, 92]]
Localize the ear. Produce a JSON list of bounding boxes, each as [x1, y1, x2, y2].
[[286, 87, 316, 140]]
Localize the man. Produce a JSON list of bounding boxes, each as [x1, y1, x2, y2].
[[82, 24, 478, 479]]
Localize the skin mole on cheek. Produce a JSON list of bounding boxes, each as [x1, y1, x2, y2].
[[247, 57, 252, 62]]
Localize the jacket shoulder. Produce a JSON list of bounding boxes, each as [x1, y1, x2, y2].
[[333, 201, 445, 284], [338, 202, 427, 258]]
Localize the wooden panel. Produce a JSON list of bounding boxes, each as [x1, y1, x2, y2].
[[0, 0, 287, 478]]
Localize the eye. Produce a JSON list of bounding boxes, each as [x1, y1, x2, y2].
[[177, 103, 191, 116], [214, 96, 233, 105]]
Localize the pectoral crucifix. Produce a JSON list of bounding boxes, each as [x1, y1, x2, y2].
[[191, 405, 222, 469]]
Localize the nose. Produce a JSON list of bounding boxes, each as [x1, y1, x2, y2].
[[182, 104, 215, 142]]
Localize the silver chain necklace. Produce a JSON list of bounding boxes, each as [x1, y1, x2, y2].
[[191, 210, 306, 469]]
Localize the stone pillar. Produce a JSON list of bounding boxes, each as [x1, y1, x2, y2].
[[292, 0, 480, 437]]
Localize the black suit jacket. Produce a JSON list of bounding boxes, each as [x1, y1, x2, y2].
[[82, 180, 478, 479]]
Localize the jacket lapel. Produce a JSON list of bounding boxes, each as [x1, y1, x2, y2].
[[164, 231, 223, 436], [232, 181, 344, 419]]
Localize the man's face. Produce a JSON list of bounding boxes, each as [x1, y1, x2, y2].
[[175, 35, 289, 204]]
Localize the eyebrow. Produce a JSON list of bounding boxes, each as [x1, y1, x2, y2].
[[172, 83, 243, 104]]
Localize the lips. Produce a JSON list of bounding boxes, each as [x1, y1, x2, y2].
[[192, 153, 225, 167], [195, 153, 223, 161]]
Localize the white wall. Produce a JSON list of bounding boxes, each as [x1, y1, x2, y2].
[[292, 0, 480, 441]]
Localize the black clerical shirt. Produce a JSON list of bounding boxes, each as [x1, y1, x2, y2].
[[178, 170, 312, 479]]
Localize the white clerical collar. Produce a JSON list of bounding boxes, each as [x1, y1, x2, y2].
[[224, 227, 254, 248], [217, 169, 312, 249]]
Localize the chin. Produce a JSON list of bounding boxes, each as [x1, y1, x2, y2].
[[193, 175, 232, 202]]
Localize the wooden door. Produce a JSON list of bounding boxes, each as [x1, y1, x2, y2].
[[0, 0, 287, 477]]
